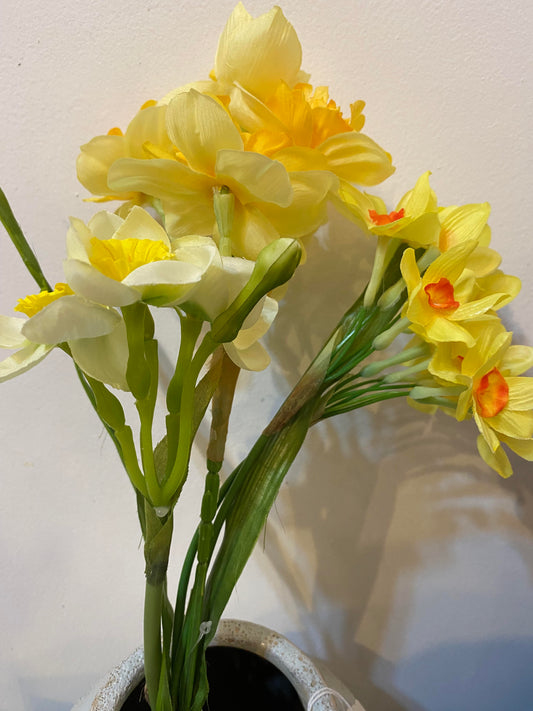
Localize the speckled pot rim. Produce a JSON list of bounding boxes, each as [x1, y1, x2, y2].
[[77, 619, 348, 711]]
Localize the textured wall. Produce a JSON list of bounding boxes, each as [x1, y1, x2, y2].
[[1, 1, 532, 710]]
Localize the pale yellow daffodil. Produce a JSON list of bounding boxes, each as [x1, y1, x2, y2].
[[213, 3, 304, 101], [76, 101, 172, 211], [107, 90, 333, 260]]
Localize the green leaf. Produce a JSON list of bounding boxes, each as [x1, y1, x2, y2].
[[203, 400, 315, 632], [0, 187, 51, 291]]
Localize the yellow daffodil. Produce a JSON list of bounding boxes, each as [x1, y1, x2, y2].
[[77, 101, 172, 211], [336, 171, 441, 247], [0, 283, 127, 388], [107, 90, 332, 260], [429, 321, 533, 476], [401, 240, 521, 346]]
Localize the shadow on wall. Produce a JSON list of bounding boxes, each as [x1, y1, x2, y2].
[[254, 212, 533, 711]]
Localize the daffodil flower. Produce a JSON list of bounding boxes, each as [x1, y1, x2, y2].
[[175, 236, 280, 371], [77, 101, 172, 211], [401, 240, 521, 346], [107, 90, 313, 260], [64, 206, 213, 307], [213, 3, 305, 102], [336, 172, 441, 247], [428, 321, 533, 477], [0, 283, 128, 388]]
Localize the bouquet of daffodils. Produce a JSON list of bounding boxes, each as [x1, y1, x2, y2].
[[1, 4, 532, 710]]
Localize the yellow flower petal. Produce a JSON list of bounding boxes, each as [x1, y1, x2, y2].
[[166, 90, 243, 175], [215, 149, 292, 207], [214, 3, 302, 100], [109, 158, 216, 202], [77, 134, 129, 196], [438, 202, 491, 251], [319, 132, 395, 185], [476, 436, 513, 477]]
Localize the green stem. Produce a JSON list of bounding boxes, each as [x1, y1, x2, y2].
[[164, 315, 203, 480], [162, 333, 218, 503], [144, 579, 164, 710]]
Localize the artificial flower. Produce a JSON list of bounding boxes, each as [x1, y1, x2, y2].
[[64, 206, 213, 307], [429, 321, 533, 476], [401, 240, 520, 346], [107, 90, 311, 260], [0, 283, 127, 388], [336, 171, 440, 246], [77, 101, 172, 211]]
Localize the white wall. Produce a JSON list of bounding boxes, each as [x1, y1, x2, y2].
[[1, 1, 532, 710]]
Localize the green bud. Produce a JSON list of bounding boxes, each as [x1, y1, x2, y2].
[[211, 238, 301, 343], [88, 377, 126, 431]]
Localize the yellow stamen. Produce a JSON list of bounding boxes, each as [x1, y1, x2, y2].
[[474, 368, 509, 418], [89, 238, 173, 282], [15, 283, 73, 317], [107, 127, 123, 136]]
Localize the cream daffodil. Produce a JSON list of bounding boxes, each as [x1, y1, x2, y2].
[[401, 240, 521, 346], [0, 283, 128, 389], [64, 206, 213, 307], [175, 236, 279, 371]]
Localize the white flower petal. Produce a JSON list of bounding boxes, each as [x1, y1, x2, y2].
[[114, 205, 170, 245], [70, 320, 129, 391], [21, 296, 121, 345], [0, 342, 53, 382], [88, 211, 124, 240], [224, 340, 271, 371], [0, 315, 27, 348], [123, 260, 204, 306], [64, 259, 140, 307]]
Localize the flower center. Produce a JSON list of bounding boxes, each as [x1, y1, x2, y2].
[[474, 367, 509, 418], [14, 282, 73, 317], [243, 82, 355, 156], [368, 208, 405, 226], [89, 238, 173, 282], [424, 278, 459, 311]]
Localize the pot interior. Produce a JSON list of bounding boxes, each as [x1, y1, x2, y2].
[[121, 646, 305, 711]]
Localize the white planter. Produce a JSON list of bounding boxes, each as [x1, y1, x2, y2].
[[72, 619, 361, 711]]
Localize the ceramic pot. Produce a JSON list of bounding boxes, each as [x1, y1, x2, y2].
[[72, 619, 359, 711]]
